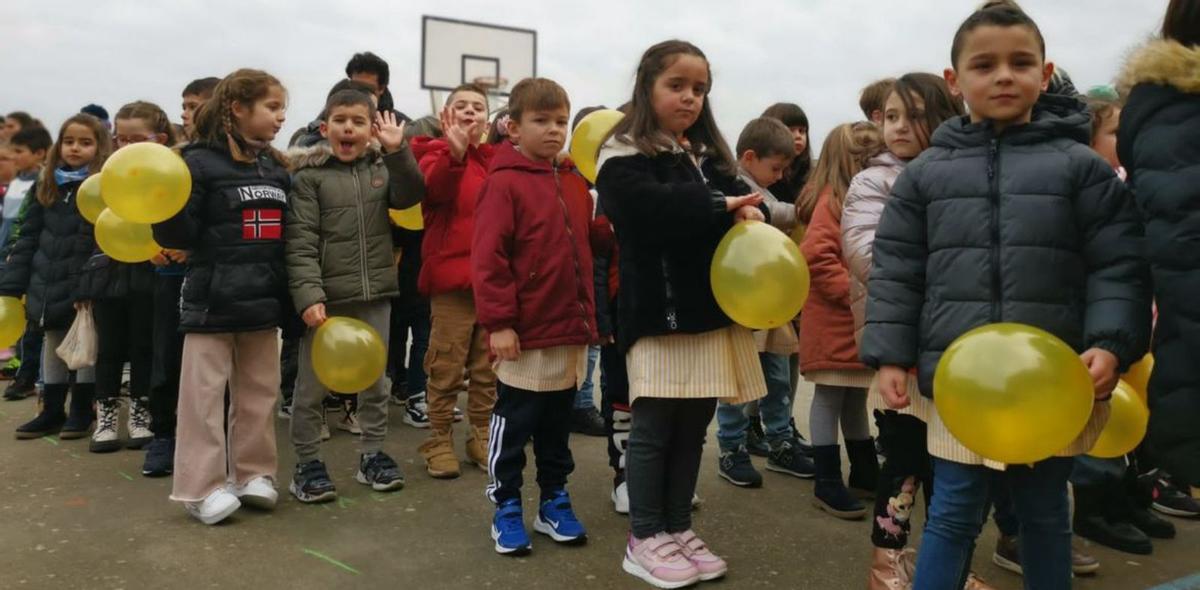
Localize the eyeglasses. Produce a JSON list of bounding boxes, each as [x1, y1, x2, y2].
[[115, 134, 157, 145]]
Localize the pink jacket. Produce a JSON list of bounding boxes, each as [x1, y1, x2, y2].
[[840, 151, 907, 347]]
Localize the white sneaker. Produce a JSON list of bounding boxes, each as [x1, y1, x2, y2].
[[335, 410, 361, 435], [184, 488, 241, 525], [89, 399, 122, 453], [127, 397, 153, 448], [403, 393, 430, 429], [612, 481, 630, 514], [232, 476, 278, 509], [320, 409, 331, 441], [692, 493, 703, 509]]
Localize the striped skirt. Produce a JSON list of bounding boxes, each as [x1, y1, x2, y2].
[[626, 325, 766, 406]]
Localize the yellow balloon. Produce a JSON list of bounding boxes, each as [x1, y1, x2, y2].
[[568, 109, 625, 183], [76, 174, 105, 225], [934, 323, 1095, 464], [1088, 381, 1149, 458], [0, 296, 26, 349], [711, 220, 810, 329], [312, 316, 387, 394], [95, 209, 162, 263], [389, 204, 424, 230], [100, 142, 191, 224], [1122, 354, 1153, 403]]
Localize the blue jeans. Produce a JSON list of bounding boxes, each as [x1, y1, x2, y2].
[[716, 353, 792, 451], [574, 345, 600, 410], [1070, 455, 1126, 487], [915, 456, 1073, 590]]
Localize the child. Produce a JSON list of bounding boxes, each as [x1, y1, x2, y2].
[[284, 88, 424, 502], [473, 76, 597, 555], [862, 5, 1150, 588], [410, 83, 497, 479], [760, 103, 812, 206], [596, 40, 767, 588], [78, 101, 180, 454], [841, 73, 968, 588], [715, 117, 813, 488], [1117, 0, 1200, 518], [152, 69, 291, 525], [0, 125, 52, 401], [180, 77, 220, 141], [0, 114, 110, 440], [798, 121, 884, 520], [859, 79, 897, 125]]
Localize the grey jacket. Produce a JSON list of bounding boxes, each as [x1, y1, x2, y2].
[[860, 94, 1151, 398], [841, 151, 906, 346]]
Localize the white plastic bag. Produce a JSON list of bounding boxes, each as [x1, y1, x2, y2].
[[56, 306, 97, 370]]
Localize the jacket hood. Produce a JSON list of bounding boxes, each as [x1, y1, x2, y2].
[[1117, 39, 1200, 98], [930, 92, 1091, 150], [286, 140, 384, 172], [489, 141, 576, 175], [867, 150, 907, 169]]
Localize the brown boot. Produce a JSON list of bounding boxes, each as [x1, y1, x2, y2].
[[867, 547, 915, 590], [419, 430, 460, 479], [465, 425, 489, 472]]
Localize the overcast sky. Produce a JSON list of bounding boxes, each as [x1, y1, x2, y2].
[[2, 0, 1167, 152]]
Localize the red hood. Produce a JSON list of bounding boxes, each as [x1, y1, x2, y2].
[[489, 140, 578, 176]]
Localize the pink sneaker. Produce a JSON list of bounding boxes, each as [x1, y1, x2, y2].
[[671, 530, 727, 581], [622, 532, 701, 589]]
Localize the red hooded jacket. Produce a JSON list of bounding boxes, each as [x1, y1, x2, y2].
[[472, 142, 600, 350], [412, 137, 496, 297]]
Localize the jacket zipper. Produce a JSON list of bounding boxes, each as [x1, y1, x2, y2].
[[987, 137, 1002, 323], [352, 166, 370, 300], [552, 166, 591, 333]]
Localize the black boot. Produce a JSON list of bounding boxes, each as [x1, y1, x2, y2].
[[846, 438, 880, 499], [811, 445, 865, 520], [15, 384, 67, 439], [1073, 483, 1152, 554], [1124, 466, 1175, 539], [60, 383, 96, 440]]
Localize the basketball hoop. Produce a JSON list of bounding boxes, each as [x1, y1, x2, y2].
[[473, 76, 510, 94]]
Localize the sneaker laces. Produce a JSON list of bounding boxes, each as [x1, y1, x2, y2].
[[98, 401, 119, 432], [130, 398, 151, 430]]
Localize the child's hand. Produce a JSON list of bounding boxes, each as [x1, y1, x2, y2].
[[150, 252, 169, 267], [734, 205, 765, 223], [302, 303, 327, 328], [374, 111, 407, 153], [878, 365, 911, 409], [1081, 348, 1119, 400], [725, 192, 762, 212], [164, 249, 189, 264], [490, 328, 521, 361], [439, 107, 471, 162]]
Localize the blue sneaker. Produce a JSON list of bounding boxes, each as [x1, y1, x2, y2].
[[533, 490, 587, 544], [491, 498, 531, 555]]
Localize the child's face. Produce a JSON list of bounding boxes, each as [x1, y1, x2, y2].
[[1092, 108, 1121, 170], [0, 147, 15, 183], [740, 151, 790, 188], [114, 117, 166, 149], [447, 90, 488, 135], [320, 103, 373, 163], [232, 85, 287, 145], [789, 126, 808, 157], [181, 93, 208, 137], [651, 54, 708, 139], [883, 91, 924, 159], [11, 145, 44, 173], [349, 72, 385, 100], [60, 123, 98, 169], [507, 107, 569, 163], [946, 24, 1051, 131]]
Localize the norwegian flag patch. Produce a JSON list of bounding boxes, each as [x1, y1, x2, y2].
[[242, 209, 282, 240]]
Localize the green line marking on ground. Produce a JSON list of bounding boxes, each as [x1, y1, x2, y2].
[[301, 548, 361, 575], [337, 497, 357, 509], [41, 436, 59, 446], [116, 471, 134, 481]]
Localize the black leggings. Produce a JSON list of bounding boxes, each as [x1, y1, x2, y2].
[[627, 397, 716, 539], [871, 410, 933, 549], [149, 275, 184, 437], [93, 293, 154, 400]]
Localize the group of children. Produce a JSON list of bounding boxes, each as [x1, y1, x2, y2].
[[1, 0, 1199, 588]]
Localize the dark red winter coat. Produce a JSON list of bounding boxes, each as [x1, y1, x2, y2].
[[471, 142, 599, 350], [412, 137, 495, 297]]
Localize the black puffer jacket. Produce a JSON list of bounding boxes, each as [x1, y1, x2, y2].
[[861, 94, 1151, 397], [152, 142, 291, 333], [595, 140, 764, 352], [0, 179, 93, 330], [1117, 39, 1200, 485], [76, 219, 156, 301]]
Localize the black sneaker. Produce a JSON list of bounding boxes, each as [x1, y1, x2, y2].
[[356, 451, 405, 492], [788, 418, 815, 456], [3, 379, 35, 401], [570, 407, 605, 437], [1130, 505, 1176, 539], [142, 437, 175, 477], [1142, 470, 1200, 518], [718, 446, 763, 488], [289, 460, 338, 503], [767, 438, 816, 479], [746, 418, 769, 457]]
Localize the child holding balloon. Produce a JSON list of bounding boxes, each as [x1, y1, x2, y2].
[[284, 87, 423, 503], [152, 69, 291, 525], [861, 5, 1151, 588], [77, 101, 179, 455], [595, 40, 767, 588], [0, 113, 110, 441]]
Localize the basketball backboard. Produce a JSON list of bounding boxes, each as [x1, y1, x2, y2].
[[421, 16, 537, 98]]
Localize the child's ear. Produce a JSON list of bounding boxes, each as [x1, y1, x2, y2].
[[319, 121, 330, 139], [1041, 61, 1056, 93], [505, 115, 520, 140], [943, 68, 961, 99], [741, 149, 758, 164], [33, 149, 47, 161]]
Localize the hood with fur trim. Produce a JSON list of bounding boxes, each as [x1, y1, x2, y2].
[[287, 140, 386, 172], [1117, 39, 1200, 97]]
